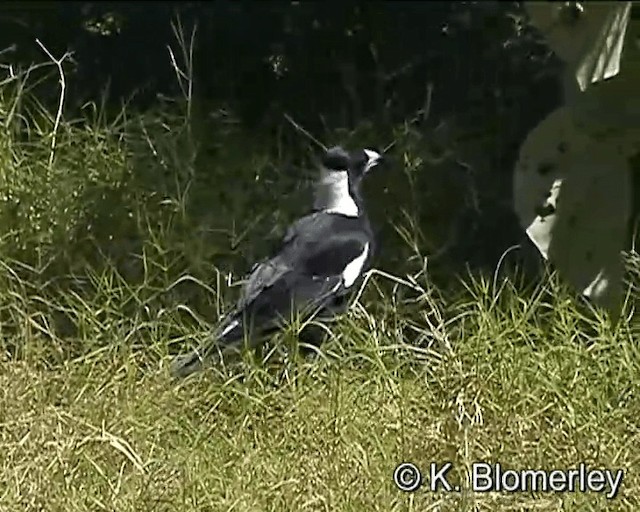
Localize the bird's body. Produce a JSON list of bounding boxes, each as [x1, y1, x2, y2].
[[170, 146, 382, 378]]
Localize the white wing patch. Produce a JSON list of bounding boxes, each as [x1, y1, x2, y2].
[[342, 243, 369, 288], [220, 319, 239, 337]]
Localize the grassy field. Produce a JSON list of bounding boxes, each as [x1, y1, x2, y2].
[[1, 68, 639, 512]]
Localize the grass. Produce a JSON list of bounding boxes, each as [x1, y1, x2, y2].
[[1, 58, 640, 511], [2, 274, 640, 511]]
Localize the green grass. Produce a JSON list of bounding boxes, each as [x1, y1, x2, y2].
[[1, 63, 639, 512]]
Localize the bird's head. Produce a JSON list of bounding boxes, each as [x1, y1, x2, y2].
[[314, 146, 384, 217], [321, 146, 383, 184]]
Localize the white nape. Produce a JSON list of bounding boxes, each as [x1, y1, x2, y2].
[[313, 168, 359, 217]]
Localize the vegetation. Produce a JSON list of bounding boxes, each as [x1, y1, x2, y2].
[[0, 3, 639, 511]]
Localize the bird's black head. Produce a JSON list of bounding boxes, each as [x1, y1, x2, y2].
[[322, 146, 351, 172], [314, 145, 383, 217], [322, 146, 383, 181]]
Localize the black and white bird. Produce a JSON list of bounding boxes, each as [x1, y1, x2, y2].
[[170, 146, 383, 378]]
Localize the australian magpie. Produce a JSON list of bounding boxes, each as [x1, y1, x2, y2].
[[170, 146, 383, 378]]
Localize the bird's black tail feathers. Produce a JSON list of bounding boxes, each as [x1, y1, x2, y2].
[[169, 316, 244, 379], [169, 349, 208, 379]]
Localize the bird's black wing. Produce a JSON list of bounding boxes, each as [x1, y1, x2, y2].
[[234, 220, 369, 332], [236, 211, 360, 309], [238, 214, 367, 311], [299, 231, 369, 278], [282, 210, 325, 244], [236, 255, 292, 312]]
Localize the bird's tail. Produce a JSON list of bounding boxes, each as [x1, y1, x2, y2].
[[169, 317, 243, 379], [169, 349, 208, 379]]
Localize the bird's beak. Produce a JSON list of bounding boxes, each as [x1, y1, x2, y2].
[[363, 149, 383, 173]]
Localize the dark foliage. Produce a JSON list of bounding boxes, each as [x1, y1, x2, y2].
[[0, 1, 564, 276], [1, 2, 559, 125]]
